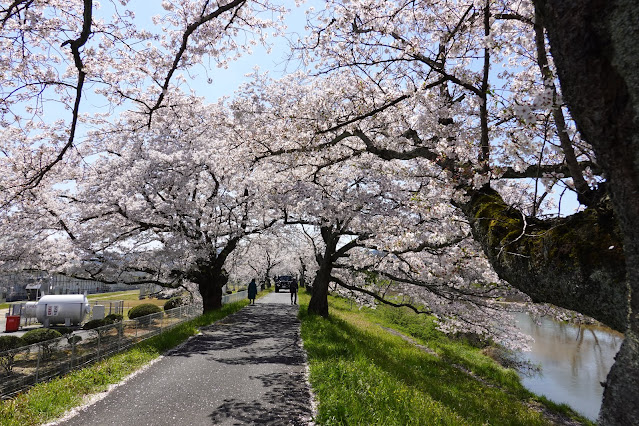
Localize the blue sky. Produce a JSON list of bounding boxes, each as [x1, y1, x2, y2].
[[178, 1, 314, 103]]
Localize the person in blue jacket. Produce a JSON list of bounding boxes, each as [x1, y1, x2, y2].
[[248, 278, 258, 305]]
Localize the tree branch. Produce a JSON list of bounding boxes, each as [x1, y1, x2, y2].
[[23, 0, 93, 191], [146, 0, 247, 127], [331, 275, 432, 314]]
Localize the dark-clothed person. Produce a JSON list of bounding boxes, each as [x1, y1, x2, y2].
[[248, 279, 258, 305]]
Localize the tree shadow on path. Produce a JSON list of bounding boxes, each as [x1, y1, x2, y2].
[[169, 304, 305, 366], [208, 370, 311, 425], [168, 303, 312, 424]]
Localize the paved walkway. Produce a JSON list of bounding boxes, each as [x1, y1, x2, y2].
[[54, 292, 312, 425]]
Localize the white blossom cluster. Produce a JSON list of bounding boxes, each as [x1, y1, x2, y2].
[[0, 0, 602, 347]]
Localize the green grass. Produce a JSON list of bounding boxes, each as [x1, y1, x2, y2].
[[86, 290, 143, 301], [299, 293, 593, 426], [0, 300, 250, 426]]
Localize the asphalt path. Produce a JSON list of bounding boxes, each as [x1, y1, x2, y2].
[[54, 292, 313, 425]]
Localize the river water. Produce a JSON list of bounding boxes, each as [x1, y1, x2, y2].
[[513, 313, 623, 421]]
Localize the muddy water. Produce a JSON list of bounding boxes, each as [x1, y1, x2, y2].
[[514, 313, 623, 421]]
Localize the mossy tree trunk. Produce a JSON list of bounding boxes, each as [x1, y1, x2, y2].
[[462, 186, 627, 331]]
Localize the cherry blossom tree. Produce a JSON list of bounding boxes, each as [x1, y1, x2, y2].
[[0, 0, 287, 311], [1, 0, 636, 422], [0, 97, 280, 311], [235, 0, 634, 421], [284, 0, 623, 327], [226, 228, 309, 286], [0, 0, 286, 204], [230, 96, 529, 346]]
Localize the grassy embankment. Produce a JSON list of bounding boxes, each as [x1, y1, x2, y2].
[[2, 287, 592, 425], [299, 291, 593, 426], [0, 288, 272, 426]]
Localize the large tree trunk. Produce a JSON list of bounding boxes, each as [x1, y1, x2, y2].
[[189, 239, 240, 313], [533, 1, 639, 423], [308, 257, 333, 317], [198, 277, 225, 312], [190, 263, 229, 313], [308, 225, 340, 317]]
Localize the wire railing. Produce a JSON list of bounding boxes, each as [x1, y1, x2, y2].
[[0, 304, 200, 398], [0, 288, 259, 398]]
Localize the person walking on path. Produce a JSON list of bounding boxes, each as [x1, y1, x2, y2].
[[248, 278, 258, 305], [290, 279, 298, 305]]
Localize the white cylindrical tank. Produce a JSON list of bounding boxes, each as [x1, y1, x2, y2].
[[28, 295, 91, 326], [23, 301, 38, 318]]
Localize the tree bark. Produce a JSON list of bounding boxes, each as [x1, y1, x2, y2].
[[533, 1, 639, 423], [299, 257, 307, 288], [188, 237, 241, 313], [198, 276, 225, 312], [308, 259, 332, 317], [308, 225, 340, 317], [189, 261, 229, 313]]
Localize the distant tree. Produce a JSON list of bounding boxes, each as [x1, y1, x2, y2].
[[228, 232, 290, 285]]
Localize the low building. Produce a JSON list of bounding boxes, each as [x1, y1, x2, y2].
[[0, 270, 138, 301]]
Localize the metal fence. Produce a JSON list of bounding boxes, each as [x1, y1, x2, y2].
[[221, 290, 248, 304], [0, 304, 200, 398]]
